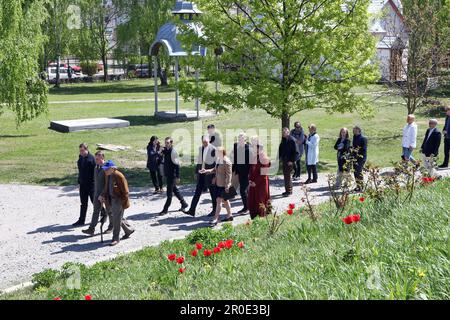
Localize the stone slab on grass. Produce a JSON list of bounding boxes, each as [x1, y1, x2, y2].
[[50, 118, 130, 133]]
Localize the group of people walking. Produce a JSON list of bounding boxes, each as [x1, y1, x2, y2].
[[400, 108, 450, 175], [72, 107, 450, 246], [278, 123, 367, 193], [146, 126, 272, 227]]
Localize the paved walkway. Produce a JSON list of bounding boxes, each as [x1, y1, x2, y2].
[[0, 174, 332, 291], [1, 168, 448, 292]]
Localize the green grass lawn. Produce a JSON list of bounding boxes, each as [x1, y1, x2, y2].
[[3, 178, 449, 300], [0, 79, 448, 187]]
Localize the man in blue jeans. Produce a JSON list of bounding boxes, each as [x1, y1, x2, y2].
[[401, 114, 418, 163]]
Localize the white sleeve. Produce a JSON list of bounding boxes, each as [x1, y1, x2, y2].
[[410, 125, 417, 148]]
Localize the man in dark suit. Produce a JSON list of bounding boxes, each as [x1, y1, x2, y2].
[[352, 126, 368, 192], [439, 106, 450, 168], [421, 119, 442, 157], [183, 135, 217, 217], [73, 143, 96, 227], [159, 137, 188, 215], [279, 127, 297, 197], [231, 133, 251, 214], [421, 119, 442, 176], [82, 150, 113, 236]]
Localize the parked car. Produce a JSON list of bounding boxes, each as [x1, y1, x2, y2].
[[47, 67, 69, 84], [46, 67, 86, 83], [135, 68, 150, 78]]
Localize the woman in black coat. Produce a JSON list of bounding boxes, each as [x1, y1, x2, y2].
[[334, 128, 351, 188], [147, 136, 164, 194]]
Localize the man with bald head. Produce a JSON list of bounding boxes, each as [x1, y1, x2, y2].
[[401, 114, 418, 163], [420, 119, 441, 175]]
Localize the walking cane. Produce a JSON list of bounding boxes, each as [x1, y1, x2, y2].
[[99, 204, 107, 243]]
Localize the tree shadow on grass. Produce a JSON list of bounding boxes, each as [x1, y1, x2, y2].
[[49, 83, 175, 96], [0, 135, 35, 139], [36, 174, 78, 186]]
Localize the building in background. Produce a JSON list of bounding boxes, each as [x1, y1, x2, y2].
[[369, 0, 408, 82]]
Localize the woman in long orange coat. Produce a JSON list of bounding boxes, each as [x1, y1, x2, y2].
[[247, 136, 271, 219]]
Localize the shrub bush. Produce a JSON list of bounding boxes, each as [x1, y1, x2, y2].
[[80, 61, 98, 77]]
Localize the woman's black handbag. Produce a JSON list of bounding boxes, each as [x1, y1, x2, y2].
[[223, 186, 237, 200]]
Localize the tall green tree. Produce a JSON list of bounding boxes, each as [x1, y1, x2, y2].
[[179, 0, 379, 128], [396, 0, 450, 114], [42, 0, 72, 87], [0, 0, 48, 126], [75, 0, 123, 82], [115, 0, 174, 85]]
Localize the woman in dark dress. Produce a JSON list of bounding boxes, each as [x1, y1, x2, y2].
[[247, 136, 271, 219], [334, 128, 351, 188], [147, 136, 164, 194]]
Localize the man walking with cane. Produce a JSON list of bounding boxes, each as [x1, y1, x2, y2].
[[82, 151, 113, 236], [100, 160, 135, 246]]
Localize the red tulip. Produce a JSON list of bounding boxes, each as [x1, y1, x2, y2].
[[191, 249, 198, 257], [225, 239, 234, 249], [176, 256, 185, 264], [238, 241, 245, 248], [167, 254, 176, 261], [288, 203, 295, 209], [352, 214, 361, 222], [179, 267, 186, 274], [53, 297, 62, 300], [84, 295, 92, 300], [359, 197, 365, 203], [422, 177, 434, 184], [204, 249, 212, 257], [196, 243, 203, 250], [342, 216, 353, 224], [287, 209, 294, 215], [213, 247, 221, 254], [218, 241, 226, 249]]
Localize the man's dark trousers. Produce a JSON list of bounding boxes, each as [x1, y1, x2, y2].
[[354, 159, 366, 189], [189, 175, 216, 214], [79, 183, 94, 223], [442, 138, 450, 167], [237, 173, 249, 209], [163, 178, 187, 211]]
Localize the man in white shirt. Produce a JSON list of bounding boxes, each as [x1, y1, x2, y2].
[[402, 114, 418, 163]]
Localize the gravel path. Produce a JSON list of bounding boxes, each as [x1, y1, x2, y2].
[[0, 174, 332, 291], [1, 168, 448, 292]]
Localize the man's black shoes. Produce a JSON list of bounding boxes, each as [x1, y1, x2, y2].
[[72, 221, 85, 227], [182, 209, 195, 217]]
